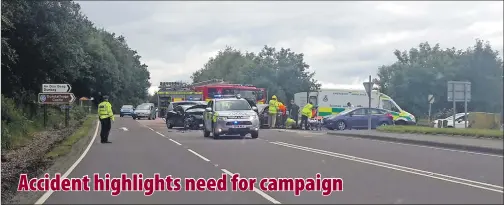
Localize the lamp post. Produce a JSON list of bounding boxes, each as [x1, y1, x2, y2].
[[363, 75, 374, 131]]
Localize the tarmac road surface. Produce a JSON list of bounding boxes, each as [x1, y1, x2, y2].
[[40, 116, 503, 204]]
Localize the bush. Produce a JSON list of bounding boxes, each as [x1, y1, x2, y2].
[[1, 95, 89, 150], [377, 125, 504, 139]]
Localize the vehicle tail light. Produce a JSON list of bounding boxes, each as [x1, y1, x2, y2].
[[386, 113, 393, 120]]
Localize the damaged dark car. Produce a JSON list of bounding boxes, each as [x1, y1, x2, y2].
[[166, 103, 207, 130]]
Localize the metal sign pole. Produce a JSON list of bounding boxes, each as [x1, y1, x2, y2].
[[428, 103, 432, 123], [452, 83, 456, 128], [464, 83, 468, 128], [367, 76, 372, 130]]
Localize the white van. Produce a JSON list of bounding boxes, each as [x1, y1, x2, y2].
[[294, 89, 416, 125]]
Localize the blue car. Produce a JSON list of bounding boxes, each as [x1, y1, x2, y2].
[[120, 105, 134, 117], [323, 107, 394, 130]]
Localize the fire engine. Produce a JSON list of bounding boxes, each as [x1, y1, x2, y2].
[[156, 79, 267, 117]]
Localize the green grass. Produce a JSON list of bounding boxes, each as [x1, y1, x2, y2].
[[377, 125, 504, 139], [45, 115, 96, 158]]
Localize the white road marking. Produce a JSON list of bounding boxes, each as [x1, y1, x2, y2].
[[148, 127, 154, 131], [35, 120, 101, 204], [119, 127, 128, 131], [330, 135, 504, 158], [221, 169, 281, 204], [270, 141, 503, 193], [169, 138, 182, 146], [187, 149, 210, 162], [155, 131, 165, 137]]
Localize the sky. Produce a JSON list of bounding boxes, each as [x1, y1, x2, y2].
[[76, 1, 503, 95]]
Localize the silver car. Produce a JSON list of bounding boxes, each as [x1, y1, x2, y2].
[[203, 97, 260, 139]]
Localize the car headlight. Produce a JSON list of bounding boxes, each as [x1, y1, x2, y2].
[[218, 117, 227, 121], [249, 115, 258, 120]]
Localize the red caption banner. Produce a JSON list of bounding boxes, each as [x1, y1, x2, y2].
[[18, 173, 343, 196]]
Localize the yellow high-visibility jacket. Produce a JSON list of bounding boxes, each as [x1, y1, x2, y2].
[[268, 99, 279, 114], [301, 103, 313, 117], [98, 101, 115, 121]]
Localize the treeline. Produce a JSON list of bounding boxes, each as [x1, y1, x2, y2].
[[2, 0, 150, 109], [374, 40, 503, 117], [1, 1, 150, 149], [192, 40, 502, 118], [191, 46, 321, 102]]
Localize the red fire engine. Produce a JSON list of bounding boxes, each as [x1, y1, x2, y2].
[[192, 79, 266, 104]]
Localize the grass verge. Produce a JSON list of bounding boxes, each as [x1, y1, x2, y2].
[[45, 115, 96, 158], [377, 125, 504, 139]]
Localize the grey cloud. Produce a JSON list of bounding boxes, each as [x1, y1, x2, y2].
[[77, 1, 503, 89]]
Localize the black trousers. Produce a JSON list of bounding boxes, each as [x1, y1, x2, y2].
[[100, 118, 111, 142], [301, 115, 309, 130]]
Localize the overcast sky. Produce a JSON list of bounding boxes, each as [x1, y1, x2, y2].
[[77, 1, 503, 94]]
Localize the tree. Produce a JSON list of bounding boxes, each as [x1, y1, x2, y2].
[[191, 45, 320, 102], [1, 0, 151, 111], [374, 40, 503, 118]]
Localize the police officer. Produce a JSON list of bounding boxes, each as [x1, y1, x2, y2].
[[98, 95, 114, 143], [268, 95, 279, 128], [300, 102, 313, 130]]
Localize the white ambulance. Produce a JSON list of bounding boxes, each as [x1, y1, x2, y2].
[[294, 89, 416, 125]]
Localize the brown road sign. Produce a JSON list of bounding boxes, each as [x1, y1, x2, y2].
[[38, 93, 76, 104]]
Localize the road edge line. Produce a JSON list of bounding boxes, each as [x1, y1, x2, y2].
[[34, 120, 100, 204], [326, 131, 504, 156]]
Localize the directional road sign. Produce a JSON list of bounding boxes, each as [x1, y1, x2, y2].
[[38, 93, 76, 104], [42, 84, 72, 93], [447, 81, 471, 102]]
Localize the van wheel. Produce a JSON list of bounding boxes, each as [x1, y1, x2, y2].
[[395, 120, 406, 125], [336, 121, 347, 130]]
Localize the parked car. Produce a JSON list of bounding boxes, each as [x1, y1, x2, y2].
[[432, 112, 469, 128], [132, 103, 157, 120], [166, 104, 206, 129], [120, 105, 135, 117], [323, 107, 394, 130]]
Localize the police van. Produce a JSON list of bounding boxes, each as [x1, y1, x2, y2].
[[294, 89, 416, 125]]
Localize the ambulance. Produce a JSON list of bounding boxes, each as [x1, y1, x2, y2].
[[294, 89, 416, 125]]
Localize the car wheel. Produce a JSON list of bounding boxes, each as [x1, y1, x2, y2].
[[336, 120, 346, 130], [212, 126, 220, 139], [132, 116, 136, 120], [148, 117, 152, 120], [120, 114, 123, 117], [251, 131, 259, 139], [166, 120, 173, 129], [379, 122, 389, 127]]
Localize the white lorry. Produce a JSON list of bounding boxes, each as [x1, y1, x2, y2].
[[294, 89, 416, 125]]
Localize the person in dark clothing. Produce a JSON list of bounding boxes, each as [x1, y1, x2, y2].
[[288, 100, 300, 129]]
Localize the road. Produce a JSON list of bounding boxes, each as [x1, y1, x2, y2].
[[41, 116, 503, 204]]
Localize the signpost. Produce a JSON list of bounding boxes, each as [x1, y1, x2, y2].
[[363, 75, 374, 131], [42, 84, 72, 93], [447, 81, 471, 128], [39, 84, 74, 127], [428, 94, 435, 122]]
